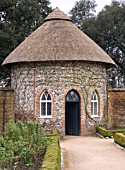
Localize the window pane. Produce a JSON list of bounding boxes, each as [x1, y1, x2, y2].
[[91, 92, 98, 100], [42, 94, 46, 100], [41, 102, 46, 116], [94, 102, 97, 115], [47, 94, 51, 100], [94, 93, 97, 100], [45, 91, 48, 97], [47, 102, 51, 115], [91, 102, 93, 115]]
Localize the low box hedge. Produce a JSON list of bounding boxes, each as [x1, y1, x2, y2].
[[96, 126, 125, 137], [41, 130, 61, 170], [45, 129, 58, 137], [114, 133, 125, 148]]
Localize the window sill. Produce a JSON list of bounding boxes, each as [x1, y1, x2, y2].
[[38, 116, 52, 119], [91, 115, 100, 118]]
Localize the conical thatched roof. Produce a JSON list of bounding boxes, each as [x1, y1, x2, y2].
[[2, 7, 115, 66]]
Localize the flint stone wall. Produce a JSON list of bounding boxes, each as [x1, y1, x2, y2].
[[11, 61, 107, 135]]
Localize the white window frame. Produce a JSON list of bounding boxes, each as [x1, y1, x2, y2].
[[91, 91, 99, 118], [40, 90, 52, 118]]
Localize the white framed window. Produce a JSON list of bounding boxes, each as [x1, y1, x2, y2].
[[40, 90, 52, 118], [91, 91, 99, 117]]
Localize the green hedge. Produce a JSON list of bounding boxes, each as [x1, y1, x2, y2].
[[45, 129, 58, 137], [41, 130, 61, 170], [96, 126, 125, 137], [114, 133, 125, 147]]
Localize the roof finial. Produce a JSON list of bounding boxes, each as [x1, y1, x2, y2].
[[44, 7, 72, 22]]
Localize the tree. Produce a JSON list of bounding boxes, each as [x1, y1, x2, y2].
[[95, 1, 125, 88], [72, 0, 125, 88], [0, 0, 52, 85], [69, 0, 97, 28]]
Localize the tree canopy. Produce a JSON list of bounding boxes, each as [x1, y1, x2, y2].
[[95, 1, 125, 88], [70, 0, 97, 28], [0, 0, 52, 85], [70, 0, 125, 88]]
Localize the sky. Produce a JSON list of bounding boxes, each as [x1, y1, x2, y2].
[[50, 0, 117, 14]]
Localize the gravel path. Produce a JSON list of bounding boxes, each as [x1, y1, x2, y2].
[[60, 136, 125, 170]]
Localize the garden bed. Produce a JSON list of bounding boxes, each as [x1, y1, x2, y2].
[[0, 121, 48, 169]]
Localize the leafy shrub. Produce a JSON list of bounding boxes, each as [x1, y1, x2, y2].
[[114, 133, 125, 147], [0, 138, 14, 169], [96, 126, 125, 137], [0, 120, 47, 169], [20, 147, 34, 165]]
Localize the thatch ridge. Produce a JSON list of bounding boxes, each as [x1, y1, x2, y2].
[[2, 8, 115, 66], [44, 7, 72, 22]]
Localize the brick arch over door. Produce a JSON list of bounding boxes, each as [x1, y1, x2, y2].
[[62, 88, 84, 136]]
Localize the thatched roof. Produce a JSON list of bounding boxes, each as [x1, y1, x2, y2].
[[2, 7, 115, 66]]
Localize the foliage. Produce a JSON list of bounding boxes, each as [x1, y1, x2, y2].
[[41, 132, 61, 170], [0, 0, 52, 84], [114, 133, 125, 147], [0, 121, 47, 169], [96, 126, 125, 137], [70, 0, 97, 28], [80, 1, 125, 88]]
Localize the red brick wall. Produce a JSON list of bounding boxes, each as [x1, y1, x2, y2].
[[108, 89, 125, 129], [0, 88, 14, 133]]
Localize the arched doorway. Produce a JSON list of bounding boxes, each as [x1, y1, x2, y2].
[[65, 90, 80, 136]]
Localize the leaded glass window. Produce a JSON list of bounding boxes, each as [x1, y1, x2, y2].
[[91, 91, 98, 117], [40, 90, 52, 117]]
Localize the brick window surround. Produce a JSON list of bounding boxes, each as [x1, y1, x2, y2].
[[36, 87, 55, 119]]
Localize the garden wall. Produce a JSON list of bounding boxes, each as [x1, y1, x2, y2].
[[0, 88, 14, 133], [108, 89, 125, 129]]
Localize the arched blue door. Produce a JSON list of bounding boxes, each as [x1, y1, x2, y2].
[[65, 90, 80, 136]]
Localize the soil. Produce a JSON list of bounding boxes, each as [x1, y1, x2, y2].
[[61, 135, 125, 170]]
